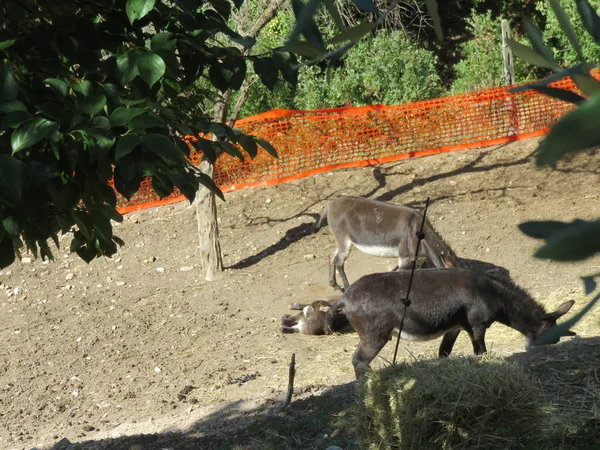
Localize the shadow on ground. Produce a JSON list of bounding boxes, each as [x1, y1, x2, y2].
[[72, 383, 358, 450], [229, 145, 537, 270], [67, 336, 599, 450]]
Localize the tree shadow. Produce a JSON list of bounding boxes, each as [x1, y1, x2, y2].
[[373, 145, 537, 203], [229, 145, 538, 270], [69, 382, 359, 450]]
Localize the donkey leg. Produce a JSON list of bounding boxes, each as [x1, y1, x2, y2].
[[329, 249, 341, 290], [352, 335, 389, 380], [438, 329, 461, 357], [289, 303, 309, 311], [281, 326, 300, 334], [333, 239, 352, 291], [467, 326, 488, 355]]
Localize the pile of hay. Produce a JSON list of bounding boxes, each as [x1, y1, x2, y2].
[[356, 356, 543, 449]]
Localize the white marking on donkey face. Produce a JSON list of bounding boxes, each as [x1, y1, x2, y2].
[[353, 243, 398, 258]]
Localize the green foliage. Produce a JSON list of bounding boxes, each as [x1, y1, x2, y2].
[[0, 0, 297, 268], [537, 0, 600, 66], [509, 0, 600, 332], [452, 11, 537, 94], [247, 29, 443, 113]]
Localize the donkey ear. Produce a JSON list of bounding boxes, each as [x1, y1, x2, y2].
[[545, 300, 575, 321]]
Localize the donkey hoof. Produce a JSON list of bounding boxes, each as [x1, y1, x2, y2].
[[289, 303, 301, 310]]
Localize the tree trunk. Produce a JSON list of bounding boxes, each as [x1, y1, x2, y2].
[[194, 159, 223, 280], [193, 0, 286, 280], [195, 95, 230, 281]]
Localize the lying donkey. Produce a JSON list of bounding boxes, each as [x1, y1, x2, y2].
[[314, 196, 459, 291], [329, 268, 575, 379], [281, 299, 348, 335]]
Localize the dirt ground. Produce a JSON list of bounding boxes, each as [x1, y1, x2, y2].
[[1, 137, 599, 450]]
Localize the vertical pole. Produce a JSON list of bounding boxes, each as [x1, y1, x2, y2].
[[392, 198, 430, 365], [501, 19, 518, 136], [501, 20, 515, 86]]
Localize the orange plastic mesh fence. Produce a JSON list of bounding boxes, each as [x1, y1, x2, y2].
[[116, 76, 579, 214]]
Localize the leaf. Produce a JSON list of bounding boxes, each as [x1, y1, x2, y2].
[[126, 0, 156, 24], [141, 133, 183, 162], [0, 155, 24, 204], [116, 51, 139, 86], [253, 57, 278, 92], [2, 216, 19, 235], [221, 57, 247, 91], [287, 40, 324, 58], [257, 138, 278, 158], [109, 106, 145, 127], [523, 17, 557, 67], [576, 0, 600, 43], [0, 233, 16, 269], [1, 110, 32, 129], [238, 133, 258, 158], [506, 38, 559, 71], [81, 94, 107, 118], [151, 33, 176, 52], [329, 22, 376, 45], [424, 0, 443, 41], [0, 39, 15, 50], [519, 220, 576, 239], [0, 60, 18, 102], [287, 0, 325, 52], [572, 72, 600, 96], [273, 51, 299, 87], [152, 174, 174, 198], [209, 62, 229, 92], [350, 0, 378, 13], [129, 112, 165, 130], [44, 78, 68, 96], [137, 52, 165, 88], [549, 0, 583, 59], [11, 118, 58, 153], [528, 85, 585, 104], [57, 183, 81, 210], [533, 219, 600, 261], [218, 140, 244, 160], [322, 0, 344, 30], [72, 80, 93, 97], [537, 91, 600, 166], [115, 134, 140, 160], [581, 273, 600, 295], [0, 100, 26, 113]]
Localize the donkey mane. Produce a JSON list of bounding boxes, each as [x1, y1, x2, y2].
[[484, 272, 547, 317], [423, 217, 459, 262]]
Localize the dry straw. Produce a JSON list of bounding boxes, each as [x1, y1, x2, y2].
[[356, 355, 543, 449]]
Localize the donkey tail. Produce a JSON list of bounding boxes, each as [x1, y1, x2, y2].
[[313, 205, 329, 233]]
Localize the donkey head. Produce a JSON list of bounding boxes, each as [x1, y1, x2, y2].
[[527, 300, 576, 349], [281, 300, 340, 335]]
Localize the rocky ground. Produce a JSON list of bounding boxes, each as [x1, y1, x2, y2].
[[1, 136, 599, 449]]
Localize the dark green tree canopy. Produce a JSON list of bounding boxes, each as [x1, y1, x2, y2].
[[0, 0, 294, 267]]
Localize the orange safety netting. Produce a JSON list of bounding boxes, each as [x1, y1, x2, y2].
[[116, 76, 579, 214]]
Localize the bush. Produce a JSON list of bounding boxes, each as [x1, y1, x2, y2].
[[294, 30, 444, 109], [356, 356, 543, 450], [536, 0, 600, 67], [452, 10, 537, 94]]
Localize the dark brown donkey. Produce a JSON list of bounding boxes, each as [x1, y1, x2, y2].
[[331, 268, 575, 378], [314, 196, 458, 291], [281, 299, 348, 335]]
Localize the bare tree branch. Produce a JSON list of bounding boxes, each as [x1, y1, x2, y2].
[[228, 74, 260, 126]]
